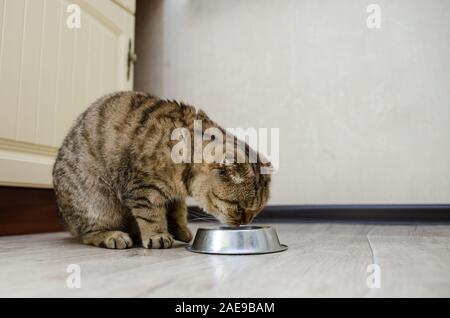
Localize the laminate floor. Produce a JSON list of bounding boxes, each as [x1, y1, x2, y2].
[[0, 221, 449, 297]]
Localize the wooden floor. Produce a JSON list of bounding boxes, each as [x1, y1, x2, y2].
[[0, 221, 449, 298]]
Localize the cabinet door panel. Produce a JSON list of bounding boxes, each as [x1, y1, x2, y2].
[[113, 0, 136, 14], [0, 0, 135, 188]]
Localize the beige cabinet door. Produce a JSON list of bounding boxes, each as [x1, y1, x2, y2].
[[0, 0, 135, 188], [112, 0, 136, 14]]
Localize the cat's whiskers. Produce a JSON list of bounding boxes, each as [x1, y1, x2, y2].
[[188, 209, 219, 223]]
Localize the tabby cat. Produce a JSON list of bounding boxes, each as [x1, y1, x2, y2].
[[53, 91, 271, 249]]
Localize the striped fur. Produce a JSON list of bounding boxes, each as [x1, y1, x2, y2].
[[53, 91, 271, 249]]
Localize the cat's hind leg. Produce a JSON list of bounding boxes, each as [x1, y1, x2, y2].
[[81, 231, 134, 249]]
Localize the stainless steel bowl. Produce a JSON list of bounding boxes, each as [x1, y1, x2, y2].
[[186, 226, 288, 255]]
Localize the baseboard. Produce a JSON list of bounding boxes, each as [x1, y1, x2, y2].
[[0, 186, 63, 236], [1, 186, 450, 236], [257, 204, 450, 222]]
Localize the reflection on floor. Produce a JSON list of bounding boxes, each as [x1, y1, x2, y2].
[[0, 221, 449, 297]]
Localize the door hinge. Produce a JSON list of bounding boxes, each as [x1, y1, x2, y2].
[[127, 39, 137, 81]]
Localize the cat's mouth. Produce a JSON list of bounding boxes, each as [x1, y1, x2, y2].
[[205, 192, 256, 227], [206, 192, 244, 226]]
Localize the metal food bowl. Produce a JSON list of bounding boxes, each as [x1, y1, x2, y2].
[[186, 226, 288, 255]]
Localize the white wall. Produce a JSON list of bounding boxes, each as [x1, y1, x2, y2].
[[135, 0, 450, 205]]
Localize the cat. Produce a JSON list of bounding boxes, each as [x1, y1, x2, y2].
[[52, 91, 271, 249]]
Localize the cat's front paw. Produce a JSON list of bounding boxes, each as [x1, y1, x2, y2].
[[142, 233, 174, 249], [171, 226, 193, 243]]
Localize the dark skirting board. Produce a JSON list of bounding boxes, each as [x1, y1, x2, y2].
[[0, 186, 63, 236]]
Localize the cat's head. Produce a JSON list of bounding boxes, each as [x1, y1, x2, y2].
[[190, 156, 272, 226]]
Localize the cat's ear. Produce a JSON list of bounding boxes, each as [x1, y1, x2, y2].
[[259, 161, 275, 175], [196, 109, 211, 121]]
